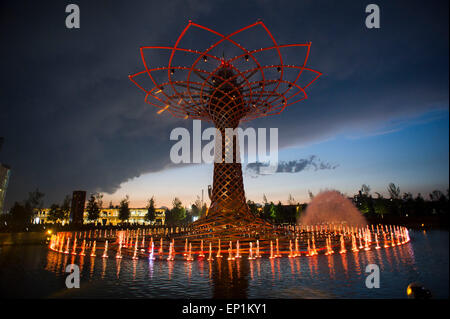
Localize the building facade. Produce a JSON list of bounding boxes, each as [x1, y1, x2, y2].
[[0, 164, 11, 214], [33, 207, 166, 226]]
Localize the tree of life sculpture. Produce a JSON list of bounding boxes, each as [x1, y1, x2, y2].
[[129, 20, 321, 240]]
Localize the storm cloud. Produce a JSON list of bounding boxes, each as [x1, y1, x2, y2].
[[245, 156, 338, 178]]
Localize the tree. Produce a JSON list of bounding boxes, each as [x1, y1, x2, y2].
[[94, 193, 103, 210], [60, 195, 71, 221], [118, 195, 131, 222], [145, 196, 156, 223], [200, 203, 208, 218], [276, 201, 283, 222], [269, 202, 277, 221], [170, 197, 186, 223], [361, 184, 371, 196], [86, 195, 100, 222], [287, 194, 297, 205], [388, 183, 401, 200], [191, 196, 202, 218], [9, 202, 31, 227], [374, 198, 388, 218], [247, 200, 258, 216], [10, 188, 44, 227]]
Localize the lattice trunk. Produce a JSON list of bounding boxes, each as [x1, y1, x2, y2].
[[208, 125, 249, 223]]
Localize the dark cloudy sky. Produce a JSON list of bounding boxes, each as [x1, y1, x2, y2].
[[0, 0, 448, 208]]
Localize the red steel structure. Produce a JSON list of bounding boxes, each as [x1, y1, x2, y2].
[[130, 21, 321, 239]]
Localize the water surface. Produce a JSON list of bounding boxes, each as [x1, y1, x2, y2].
[[0, 230, 447, 298]]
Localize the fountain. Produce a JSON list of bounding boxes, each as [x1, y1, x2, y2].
[[339, 235, 347, 254], [216, 239, 222, 258], [199, 240, 205, 258], [207, 242, 213, 261], [300, 191, 368, 226], [256, 240, 261, 258], [235, 240, 242, 259], [132, 238, 139, 260], [149, 241, 155, 261], [79, 239, 86, 256], [90, 240, 96, 257], [71, 238, 78, 255], [248, 242, 255, 260], [186, 243, 194, 261], [227, 241, 235, 261], [102, 240, 109, 258], [275, 238, 281, 258], [269, 241, 275, 259]]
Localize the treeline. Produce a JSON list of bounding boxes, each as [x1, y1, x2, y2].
[[354, 183, 449, 218], [0, 190, 208, 230], [248, 184, 449, 224], [1, 183, 448, 231]]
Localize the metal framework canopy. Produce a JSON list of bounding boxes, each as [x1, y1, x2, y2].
[[129, 20, 322, 124], [130, 21, 321, 239]]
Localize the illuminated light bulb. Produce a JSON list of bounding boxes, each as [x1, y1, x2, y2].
[[157, 105, 170, 114]]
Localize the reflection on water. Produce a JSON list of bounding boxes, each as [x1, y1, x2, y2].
[[0, 230, 448, 298]]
